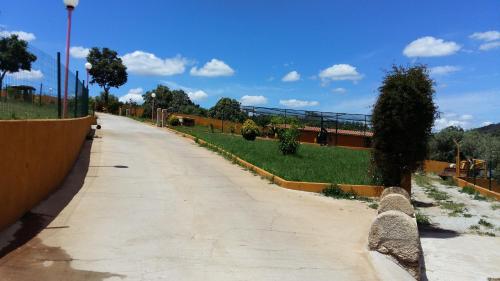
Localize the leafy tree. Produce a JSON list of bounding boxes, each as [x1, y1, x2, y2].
[[93, 92, 122, 114], [428, 126, 464, 162], [241, 119, 260, 140], [208, 97, 246, 122], [0, 35, 37, 97], [371, 65, 437, 193], [87, 47, 127, 106], [141, 85, 204, 117]]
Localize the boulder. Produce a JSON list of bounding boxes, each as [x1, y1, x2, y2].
[[380, 186, 411, 201], [378, 194, 414, 217], [369, 210, 421, 279]]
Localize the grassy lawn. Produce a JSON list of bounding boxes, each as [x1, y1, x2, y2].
[[172, 125, 372, 185], [0, 101, 58, 120]]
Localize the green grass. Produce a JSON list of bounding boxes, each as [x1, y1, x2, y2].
[[440, 201, 467, 217], [460, 186, 487, 201], [172, 125, 372, 185], [416, 212, 431, 226], [0, 100, 59, 120], [478, 219, 494, 229]]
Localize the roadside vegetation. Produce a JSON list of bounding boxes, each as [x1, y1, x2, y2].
[[172, 125, 372, 185]]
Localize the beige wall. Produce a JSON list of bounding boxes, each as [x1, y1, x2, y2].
[[0, 116, 92, 231]]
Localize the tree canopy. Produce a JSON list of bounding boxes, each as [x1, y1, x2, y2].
[[87, 47, 127, 105], [208, 97, 246, 122], [371, 65, 437, 192], [141, 85, 206, 118], [0, 35, 37, 94]]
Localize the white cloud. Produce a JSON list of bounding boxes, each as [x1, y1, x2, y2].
[[403, 36, 461, 57], [282, 71, 300, 82], [190, 59, 234, 77], [240, 95, 268, 106], [0, 30, 36, 41], [318, 64, 363, 85], [119, 88, 144, 104], [279, 99, 319, 108], [187, 90, 208, 102], [6, 69, 43, 80], [331, 87, 347, 94], [430, 65, 461, 76], [481, 121, 493, 126], [122, 51, 187, 76], [479, 41, 500, 51], [70, 46, 90, 59], [434, 117, 469, 131], [470, 31, 500, 42]]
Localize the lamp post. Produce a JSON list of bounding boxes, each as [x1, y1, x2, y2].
[[62, 0, 79, 118], [85, 62, 92, 88], [151, 92, 156, 122]]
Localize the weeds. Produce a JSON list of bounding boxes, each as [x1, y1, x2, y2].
[[492, 204, 500, 211], [440, 201, 467, 216], [416, 212, 431, 226], [469, 225, 480, 230], [478, 219, 494, 229], [369, 203, 379, 209], [463, 213, 472, 218], [424, 186, 450, 201], [322, 184, 357, 200], [414, 173, 432, 187]]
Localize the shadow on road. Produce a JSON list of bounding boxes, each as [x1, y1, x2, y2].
[[418, 224, 461, 239], [0, 137, 93, 259]]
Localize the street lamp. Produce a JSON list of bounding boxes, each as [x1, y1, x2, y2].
[[62, 0, 79, 118], [85, 62, 92, 88], [151, 92, 156, 122]]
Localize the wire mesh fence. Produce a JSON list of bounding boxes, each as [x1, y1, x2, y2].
[[241, 106, 372, 133], [0, 45, 88, 120]]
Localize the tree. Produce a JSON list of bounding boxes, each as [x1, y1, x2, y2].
[[87, 47, 127, 106], [141, 85, 203, 118], [93, 92, 122, 114], [0, 35, 37, 98], [428, 126, 465, 162], [371, 65, 437, 193], [208, 97, 246, 122]]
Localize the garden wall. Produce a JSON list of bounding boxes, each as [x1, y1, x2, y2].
[[0, 116, 92, 231], [423, 160, 451, 174]]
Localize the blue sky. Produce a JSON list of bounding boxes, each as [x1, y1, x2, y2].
[[1, 0, 499, 129]]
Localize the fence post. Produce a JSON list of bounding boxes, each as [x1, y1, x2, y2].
[[39, 83, 43, 106], [74, 71, 79, 118], [335, 113, 339, 146], [57, 52, 62, 118]]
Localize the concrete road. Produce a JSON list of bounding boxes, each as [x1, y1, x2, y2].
[[0, 114, 411, 281]]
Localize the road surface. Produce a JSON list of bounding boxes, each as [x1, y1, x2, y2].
[[0, 114, 411, 281]]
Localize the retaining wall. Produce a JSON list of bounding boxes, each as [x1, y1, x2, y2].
[[423, 160, 451, 174], [0, 116, 92, 231]]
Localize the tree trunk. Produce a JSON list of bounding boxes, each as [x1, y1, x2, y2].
[[400, 171, 412, 195], [104, 87, 109, 112]]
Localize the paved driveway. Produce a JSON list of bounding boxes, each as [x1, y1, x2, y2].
[[0, 114, 409, 281]]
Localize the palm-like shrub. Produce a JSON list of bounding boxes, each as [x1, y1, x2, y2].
[[167, 115, 180, 126], [278, 126, 300, 155], [241, 119, 260, 140]]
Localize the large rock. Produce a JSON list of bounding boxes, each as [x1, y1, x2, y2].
[[378, 194, 414, 217], [369, 210, 421, 279], [381, 186, 411, 201]]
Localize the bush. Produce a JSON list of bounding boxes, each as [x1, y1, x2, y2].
[[322, 184, 357, 199], [278, 126, 300, 155], [167, 115, 180, 126], [371, 65, 437, 192], [241, 119, 260, 140]]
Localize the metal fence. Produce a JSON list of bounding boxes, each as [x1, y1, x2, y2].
[[241, 106, 372, 133], [0, 45, 88, 120]]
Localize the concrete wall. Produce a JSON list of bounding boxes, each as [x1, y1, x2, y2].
[[0, 116, 92, 231]]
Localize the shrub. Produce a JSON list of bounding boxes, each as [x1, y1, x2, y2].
[[322, 184, 357, 199], [241, 119, 260, 141], [209, 124, 214, 133], [371, 65, 437, 193], [167, 115, 180, 126], [278, 126, 300, 155]]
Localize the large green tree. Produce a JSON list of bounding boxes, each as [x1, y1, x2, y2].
[[142, 85, 206, 117], [208, 97, 246, 122], [0, 35, 37, 98], [371, 65, 437, 193], [428, 126, 465, 162], [87, 47, 127, 106]]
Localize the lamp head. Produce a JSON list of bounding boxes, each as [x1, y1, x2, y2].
[[63, 0, 79, 8], [151, 93, 156, 98], [85, 62, 92, 70]]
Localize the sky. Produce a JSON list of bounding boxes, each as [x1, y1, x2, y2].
[[1, 0, 499, 130]]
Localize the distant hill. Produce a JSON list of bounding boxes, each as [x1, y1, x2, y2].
[[472, 123, 500, 137]]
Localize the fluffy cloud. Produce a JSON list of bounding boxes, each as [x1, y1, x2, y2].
[[119, 88, 144, 104], [470, 31, 500, 42], [481, 121, 493, 127], [0, 30, 36, 41], [187, 90, 208, 102], [70, 46, 90, 59], [434, 113, 474, 130], [240, 95, 268, 106], [6, 69, 43, 80], [331, 87, 347, 94], [479, 41, 500, 51], [190, 59, 234, 77], [318, 64, 363, 85], [122, 51, 188, 76], [279, 99, 319, 108], [430, 65, 461, 76], [403, 36, 461, 57], [282, 71, 300, 82]]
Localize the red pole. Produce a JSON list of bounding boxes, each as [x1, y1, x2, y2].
[[63, 6, 74, 118]]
